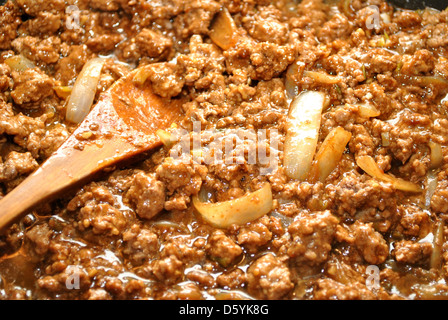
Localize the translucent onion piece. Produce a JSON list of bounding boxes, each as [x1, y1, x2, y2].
[[65, 57, 106, 123], [284, 91, 328, 180], [54, 86, 73, 99], [303, 71, 342, 85], [285, 61, 300, 98], [4, 55, 35, 72], [356, 103, 380, 118], [356, 155, 422, 193], [192, 183, 273, 228], [156, 129, 177, 148], [425, 170, 438, 208], [429, 141, 443, 169], [430, 219, 445, 270], [209, 8, 237, 50], [309, 127, 352, 182], [381, 132, 390, 147], [132, 64, 152, 86], [341, 0, 354, 16]]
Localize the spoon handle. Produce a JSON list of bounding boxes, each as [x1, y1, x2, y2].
[[0, 135, 146, 230]]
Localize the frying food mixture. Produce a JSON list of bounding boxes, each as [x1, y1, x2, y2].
[[1, 0, 448, 300]]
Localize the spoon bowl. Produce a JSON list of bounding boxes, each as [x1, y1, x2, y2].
[[0, 67, 184, 230]]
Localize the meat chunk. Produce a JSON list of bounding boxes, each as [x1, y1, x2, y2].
[[150, 255, 184, 285], [122, 224, 159, 265], [140, 63, 185, 98], [0, 63, 12, 92], [326, 171, 396, 216], [242, 5, 289, 44], [68, 185, 128, 237], [286, 210, 339, 266], [135, 28, 173, 59], [206, 230, 243, 267], [246, 253, 293, 300], [176, 35, 225, 90], [0, 151, 38, 183], [89, 0, 121, 11], [21, 12, 62, 36], [393, 240, 432, 265], [224, 37, 296, 81], [10, 68, 55, 107], [15, 0, 65, 16], [25, 223, 53, 255], [173, 0, 220, 38], [123, 172, 166, 220], [0, 101, 46, 158], [336, 221, 389, 265], [236, 216, 276, 253], [155, 157, 206, 211], [0, 2, 21, 50], [54, 45, 91, 86], [313, 278, 378, 300], [400, 49, 436, 76]]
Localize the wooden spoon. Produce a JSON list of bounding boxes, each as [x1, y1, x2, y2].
[[0, 67, 184, 230]]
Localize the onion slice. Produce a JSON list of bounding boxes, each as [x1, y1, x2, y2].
[[303, 71, 342, 85], [65, 57, 106, 123], [356, 103, 380, 118], [209, 8, 237, 50], [356, 155, 422, 193], [430, 219, 445, 270], [4, 55, 35, 72], [309, 127, 352, 182], [192, 183, 273, 228], [284, 91, 328, 180], [429, 141, 443, 169]]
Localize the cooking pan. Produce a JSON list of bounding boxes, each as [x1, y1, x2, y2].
[[389, 0, 446, 10], [0, 0, 446, 10]]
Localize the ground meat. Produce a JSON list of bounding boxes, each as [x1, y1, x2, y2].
[[155, 157, 206, 211], [25, 223, 53, 255], [141, 63, 185, 98], [0, 2, 21, 50], [325, 170, 396, 217], [313, 278, 378, 300], [135, 28, 173, 59], [150, 255, 184, 285], [339, 221, 389, 265], [172, 0, 221, 39], [54, 45, 91, 86], [0, 0, 448, 302], [393, 240, 433, 265], [286, 210, 339, 266], [206, 230, 243, 267], [216, 268, 247, 290], [224, 37, 296, 81], [11, 36, 62, 65], [236, 216, 278, 253], [68, 184, 129, 238], [0, 151, 38, 183], [123, 171, 166, 220], [15, 0, 66, 16], [242, 5, 289, 44], [122, 224, 159, 266], [431, 168, 448, 214], [246, 253, 294, 300], [10, 68, 56, 107]]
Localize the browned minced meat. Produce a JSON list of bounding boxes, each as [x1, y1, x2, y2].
[[1, 0, 448, 301]]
